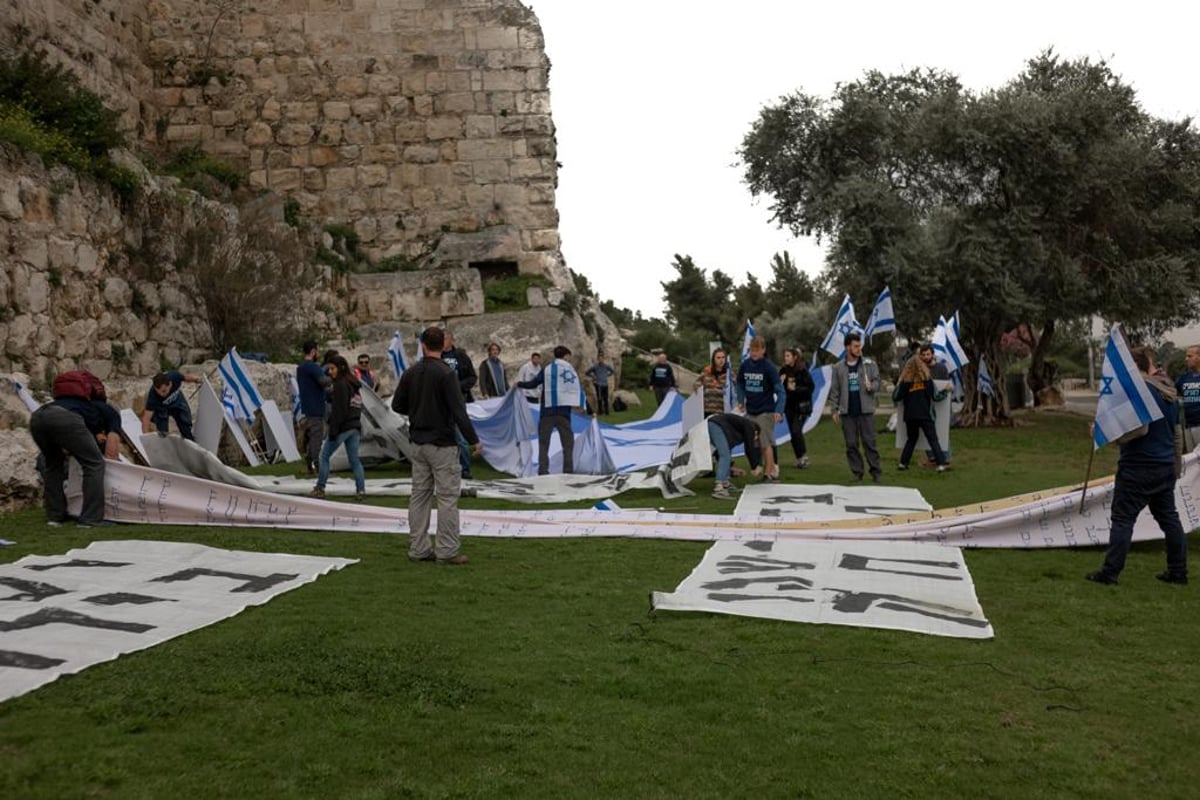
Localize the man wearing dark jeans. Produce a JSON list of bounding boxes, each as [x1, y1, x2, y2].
[[828, 332, 882, 483], [1088, 346, 1188, 586], [518, 345, 585, 475], [31, 394, 123, 527]]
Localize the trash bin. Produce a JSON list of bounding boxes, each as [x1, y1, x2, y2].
[[1006, 374, 1026, 409]]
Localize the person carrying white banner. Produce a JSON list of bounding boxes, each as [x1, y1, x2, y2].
[[1086, 340, 1187, 586], [518, 345, 587, 475]]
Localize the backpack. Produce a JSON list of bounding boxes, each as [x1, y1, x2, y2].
[[52, 370, 107, 401], [612, 395, 627, 413]]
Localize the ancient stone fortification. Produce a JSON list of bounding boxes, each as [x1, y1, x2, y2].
[[0, 0, 612, 381]]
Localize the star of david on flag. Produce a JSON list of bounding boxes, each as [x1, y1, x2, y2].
[[820, 295, 862, 360], [1093, 324, 1162, 449], [863, 286, 896, 341], [217, 347, 263, 422]]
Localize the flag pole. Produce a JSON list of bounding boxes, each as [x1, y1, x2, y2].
[[1078, 443, 1096, 514]]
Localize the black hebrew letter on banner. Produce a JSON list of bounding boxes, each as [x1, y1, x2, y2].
[[149, 568, 299, 593], [764, 493, 835, 506], [0, 576, 69, 602], [717, 554, 816, 574], [827, 590, 989, 629], [0, 607, 156, 633], [837, 554, 963, 581], [24, 560, 132, 572], [0, 650, 67, 670], [83, 593, 179, 606], [707, 593, 815, 604], [702, 576, 814, 592]]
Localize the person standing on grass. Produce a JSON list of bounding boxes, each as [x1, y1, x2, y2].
[[894, 355, 949, 472], [440, 329, 477, 479], [829, 332, 882, 483], [585, 353, 615, 415], [707, 412, 763, 499], [297, 340, 331, 474], [1174, 344, 1200, 451], [141, 369, 202, 440], [780, 347, 815, 469], [736, 336, 785, 482], [517, 352, 542, 403], [1087, 346, 1188, 586], [393, 327, 481, 566], [648, 352, 677, 407], [918, 343, 952, 465], [518, 345, 585, 475], [478, 341, 508, 399], [310, 354, 367, 502], [695, 348, 730, 417]]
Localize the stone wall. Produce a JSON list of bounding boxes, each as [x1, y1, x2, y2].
[[145, 0, 569, 286], [0, 0, 152, 136]]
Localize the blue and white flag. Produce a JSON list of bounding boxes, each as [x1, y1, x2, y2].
[[1093, 324, 1163, 449], [8, 376, 40, 412], [593, 499, 622, 511], [931, 316, 969, 374], [864, 286, 896, 341], [977, 356, 996, 398], [545, 358, 586, 408], [387, 330, 407, 379], [728, 320, 755, 412], [288, 374, 303, 421], [217, 347, 263, 422], [739, 320, 756, 362], [819, 295, 862, 360]]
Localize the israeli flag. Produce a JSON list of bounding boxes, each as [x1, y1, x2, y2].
[[977, 356, 996, 398], [931, 316, 969, 374], [593, 499, 622, 511], [739, 319, 756, 362], [288, 373, 303, 421], [1093, 324, 1163, 448], [8, 377, 40, 412], [387, 330, 407, 379], [863, 286, 896, 341], [217, 347, 263, 422], [220, 383, 240, 420], [819, 295, 862, 360]]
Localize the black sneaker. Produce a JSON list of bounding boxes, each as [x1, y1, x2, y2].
[[1156, 571, 1188, 586], [1086, 570, 1119, 585]]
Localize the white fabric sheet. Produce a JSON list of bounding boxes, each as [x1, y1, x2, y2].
[[652, 539, 992, 639], [0, 540, 355, 702]]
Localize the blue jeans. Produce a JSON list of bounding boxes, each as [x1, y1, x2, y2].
[[316, 429, 365, 492], [1100, 461, 1188, 578], [455, 428, 471, 476], [708, 420, 732, 483]]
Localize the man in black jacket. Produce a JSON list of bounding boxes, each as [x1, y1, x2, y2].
[[393, 327, 481, 566], [440, 329, 478, 478]]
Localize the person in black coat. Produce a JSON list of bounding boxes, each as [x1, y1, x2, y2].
[[781, 347, 815, 468], [894, 355, 949, 471]]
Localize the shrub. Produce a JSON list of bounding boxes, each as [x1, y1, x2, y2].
[[484, 274, 550, 313], [164, 144, 243, 192]]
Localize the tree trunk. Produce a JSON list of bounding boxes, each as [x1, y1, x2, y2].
[[1026, 319, 1057, 405]]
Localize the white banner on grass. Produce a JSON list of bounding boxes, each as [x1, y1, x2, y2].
[[0, 540, 355, 702], [651, 539, 993, 639], [733, 484, 931, 521], [193, 379, 226, 455], [260, 399, 301, 463]]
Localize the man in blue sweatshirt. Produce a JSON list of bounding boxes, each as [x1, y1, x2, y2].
[[736, 336, 785, 482], [1174, 344, 1200, 450], [296, 340, 331, 474], [1087, 346, 1188, 586]]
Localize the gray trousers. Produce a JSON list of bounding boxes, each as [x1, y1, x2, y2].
[[840, 414, 881, 479], [302, 415, 325, 469], [408, 443, 463, 560], [31, 404, 107, 524], [538, 413, 574, 475]]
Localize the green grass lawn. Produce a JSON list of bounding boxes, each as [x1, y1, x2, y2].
[[3, 404, 1198, 799]]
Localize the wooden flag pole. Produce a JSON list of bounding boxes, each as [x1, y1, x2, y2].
[[1078, 443, 1097, 514]]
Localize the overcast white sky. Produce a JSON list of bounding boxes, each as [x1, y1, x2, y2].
[[530, 1, 1200, 319]]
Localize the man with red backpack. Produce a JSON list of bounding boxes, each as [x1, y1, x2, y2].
[[30, 370, 123, 527]]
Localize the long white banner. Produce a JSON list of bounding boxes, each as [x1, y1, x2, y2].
[[0, 540, 356, 702], [652, 539, 993, 639], [74, 453, 1200, 549]]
